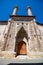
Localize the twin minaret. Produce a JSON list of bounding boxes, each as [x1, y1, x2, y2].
[[12, 6, 32, 16], [12, 6, 18, 15]]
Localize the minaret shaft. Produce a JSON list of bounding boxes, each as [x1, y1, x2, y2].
[[12, 6, 18, 15], [27, 6, 32, 16]]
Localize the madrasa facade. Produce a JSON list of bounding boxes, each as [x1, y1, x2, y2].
[[0, 6, 43, 59]]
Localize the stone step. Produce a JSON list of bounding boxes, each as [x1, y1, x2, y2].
[[16, 55, 28, 59]]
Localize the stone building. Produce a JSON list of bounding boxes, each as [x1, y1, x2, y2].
[[0, 6, 43, 59]]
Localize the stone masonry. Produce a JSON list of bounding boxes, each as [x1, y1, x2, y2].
[[0, 6, 43, 59]]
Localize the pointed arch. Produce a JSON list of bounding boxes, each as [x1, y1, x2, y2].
[[16, 26, 28, 41], [17, 25, 28, 35]]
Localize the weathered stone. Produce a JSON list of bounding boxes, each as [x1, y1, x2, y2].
[[0, 6, 43, 59]]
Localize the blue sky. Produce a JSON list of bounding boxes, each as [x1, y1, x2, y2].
[[0, 0, 43, 24]]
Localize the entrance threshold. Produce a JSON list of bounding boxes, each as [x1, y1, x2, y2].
[[16, 55, 28, 59]]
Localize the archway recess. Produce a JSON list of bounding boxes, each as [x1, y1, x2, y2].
[[15, 27, 28, 55]]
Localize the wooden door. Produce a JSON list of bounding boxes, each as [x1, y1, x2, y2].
[[17, 41, 27, 55]]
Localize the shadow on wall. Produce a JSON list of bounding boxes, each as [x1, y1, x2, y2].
[[7, 63, 43, 65]]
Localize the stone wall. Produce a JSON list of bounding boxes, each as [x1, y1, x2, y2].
[[5, 20, 16, 51], [36, 24, 43, 51], [0, 18, 43, 53], [0, 25, 7, 50]]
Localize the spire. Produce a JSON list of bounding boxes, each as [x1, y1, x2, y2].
[[12, 6, 18, 15], [27, 6, 32, 16]]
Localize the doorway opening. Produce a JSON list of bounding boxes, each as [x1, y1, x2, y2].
[[17, 41, 27, 56]]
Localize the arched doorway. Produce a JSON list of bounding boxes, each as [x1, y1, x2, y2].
[[17, 41, 27, 55]]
